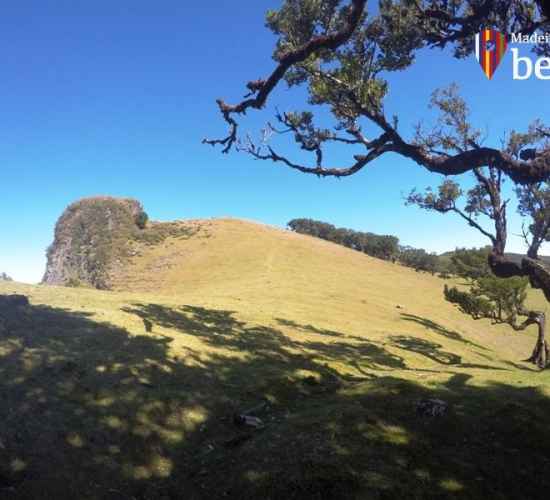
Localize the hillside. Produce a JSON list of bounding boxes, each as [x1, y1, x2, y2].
[[2, 217, 550, 499]]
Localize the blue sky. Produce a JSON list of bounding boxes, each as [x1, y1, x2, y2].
[[1, 1, 549, 283]]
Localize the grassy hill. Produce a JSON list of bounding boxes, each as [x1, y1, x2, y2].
[[2, 218, 550, 499]]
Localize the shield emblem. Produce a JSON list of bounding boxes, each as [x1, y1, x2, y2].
[[475, 29, 508, 79]]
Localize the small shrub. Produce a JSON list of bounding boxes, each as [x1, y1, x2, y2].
[[135, 211, 149, 229], [66, 277, 82, 288], [444, 284, 495, 319], [132, 223, 198, 246], [444, 275, 529, 323]]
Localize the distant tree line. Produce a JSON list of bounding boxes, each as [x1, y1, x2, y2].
[[0, 272, 13, 282], [287, 218, 447, 274], [287, 218, 399, 260]]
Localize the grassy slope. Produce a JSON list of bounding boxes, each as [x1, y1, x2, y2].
[[1, 218, 550, 499]]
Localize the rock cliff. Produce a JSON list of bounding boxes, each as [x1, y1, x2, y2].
[[42, 197, 147, 289]]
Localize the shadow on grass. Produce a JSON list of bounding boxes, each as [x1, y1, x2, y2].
[[400, 313, 490, 351], [389, 336, 509, 371], [503, 360, 541, 372], [124, 304, 411, 377], [274, 318, 462, 375], [390, 335, 463, 365], [1, 297, 550, 499], [274, 318, 347, 338]]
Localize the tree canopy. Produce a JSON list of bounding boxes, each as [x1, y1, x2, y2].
[[205, 1, 550, 181], [205, 0, 550, 366]]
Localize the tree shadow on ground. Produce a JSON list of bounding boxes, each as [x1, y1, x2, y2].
[[1, 296, 550, 499], [503, 360, 541, 372], [274, 318, 347, 338], [273, 318, 458, 375], [390, 335, 463, 365], [389, 335, 509, 371], [123, 304, 408, 377], [400, 313, 490, 351]]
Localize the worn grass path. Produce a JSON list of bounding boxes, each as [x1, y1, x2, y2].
[[1, 219, 549, 499]]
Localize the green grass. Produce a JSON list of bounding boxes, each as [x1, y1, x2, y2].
[[1, 219, 550, 499]]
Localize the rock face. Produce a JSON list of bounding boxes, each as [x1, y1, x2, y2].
[[42, 197, 146, 289]]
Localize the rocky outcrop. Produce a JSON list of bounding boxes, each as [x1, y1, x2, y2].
[[42, 197, 147, 289]]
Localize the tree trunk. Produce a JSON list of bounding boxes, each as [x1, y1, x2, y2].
[[526, 313, 549, 369]]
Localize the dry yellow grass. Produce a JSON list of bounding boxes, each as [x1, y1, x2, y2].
[[1, 218, 550, 499]]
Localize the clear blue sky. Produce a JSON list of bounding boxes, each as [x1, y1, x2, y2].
[[1, 1, 549, 283]]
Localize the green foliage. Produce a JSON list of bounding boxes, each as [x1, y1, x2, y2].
[[398, 246, 439, 274], [435, 255, 454, 278], [407, 179, 462, 213], [133, 222, 198, 246], [444, 284, 495, 320], [407, 172, 495, 224], [260, 2, 547, 150], [288, 217, 452, 273], [266, 1, 341, 57], [135, 210, 149, 230], [514, 176, 550, 257], [507, 120, 548, 159], [264, 0, 424, 120], [473, 276, 529, 322], [449, 247, 492, 280], [444, 247, 530, 324], [444, 276, 529, 324], [426, 84, 482, 153], [288, 218, 399, 261], [66, 277, 83, 288]]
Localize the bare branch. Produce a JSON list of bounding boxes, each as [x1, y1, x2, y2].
[[203, 0, 368, 153], [508, 309, 542, 332], [449, 205, 497, 245], [241, 131, 392, 178]]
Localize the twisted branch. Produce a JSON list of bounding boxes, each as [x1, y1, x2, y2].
[[203, 0, 368, 153]]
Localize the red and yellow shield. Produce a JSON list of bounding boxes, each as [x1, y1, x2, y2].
[[475, 29, 508, 79]]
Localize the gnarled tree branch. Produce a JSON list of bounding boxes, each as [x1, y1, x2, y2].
[[202, 0, 368, 153]]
